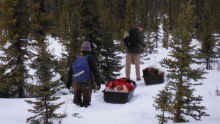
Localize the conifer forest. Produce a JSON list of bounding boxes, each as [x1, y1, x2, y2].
[[0, 0, 220, 124]]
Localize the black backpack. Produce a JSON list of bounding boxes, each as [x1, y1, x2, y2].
[[123, 28, 137, 47], [123, 34, 130, 46]]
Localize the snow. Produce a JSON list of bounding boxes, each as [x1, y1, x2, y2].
[[1, 37, 220, 124]]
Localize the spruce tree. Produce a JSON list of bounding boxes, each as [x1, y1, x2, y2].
[[146, 15, 158, 54], [157, 1, 170, 50], [156, 0, 209, 122], [56, 0, 82, 83], [124, 0, 135, 30], [106, 0, 126, 52], [0, 0, 31, 98], [197, 0, 216, 70], [75, 0, 104, 79], [26, 0, 66, 123], [167, 0, 182, 31], [162, 18, 169, 49], [109, 0, 126, 42], [77, 0, 102, 54], [152, 16, 160, 48], [194, 0, 204, 30], [210, 0, 220, 34], [151, 0, 160, 48], [153, 86, 173, 124], [134, 0, 149, 28], [0, 1, 2, 25], [98, 1, 123, 81], [46, 0, 64, 36]]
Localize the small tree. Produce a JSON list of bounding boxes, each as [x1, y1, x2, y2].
[[153, 86, 173, 124], [26, 0, 67, 123], [155, 0, 209, 123], [26, 75, 67, 124]]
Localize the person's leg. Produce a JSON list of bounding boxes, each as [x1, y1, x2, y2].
[[125, 53, 132, 79], [82, 82, 92, 107], [73, 82, 82, 105], [134, 54, 141, 80]]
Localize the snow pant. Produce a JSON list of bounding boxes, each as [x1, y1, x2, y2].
[[125, 53, 141, 79], [72, 81, 92, 106]]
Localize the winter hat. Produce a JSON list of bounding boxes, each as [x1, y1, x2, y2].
[[81, 41, 91, 51]]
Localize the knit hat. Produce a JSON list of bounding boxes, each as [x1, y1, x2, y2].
[[81, 41, 91, 51]]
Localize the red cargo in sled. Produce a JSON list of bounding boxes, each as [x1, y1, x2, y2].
[[103, 85, 137, 104]]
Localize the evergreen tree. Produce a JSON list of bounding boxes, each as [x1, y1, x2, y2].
[[0, 0, 31, 98], [25, 44, 67, 123], [56, 0, 82, 83], [0, 1, 2, 27], [26, 0, 66, 123], [146, 16, 158, 54], [157, 0, 209, 122], [194, 0, 204, 30], [167, 0, 182, 31], [106, 0, 126, 52], [157, 0, 168, 18], [162, 16, 169, 49], [134, 0, 150, 28], [160, 0, 170, 49], [151, 0, 160, 48], [99, 0, 123, 81], [107, 0, 126, 41], [146, 24, 154, 54], [77, 0, 102, 54], [211, 0, 220, 34], [152, 16, 160, 48], [145, 0, 158, 54], [194, 0, 220, 35], [161, 0, 170, 49], [46, 0, 64, 36], [124, 0, 135, 30], [197, 0, 216, 70], [153, 86, 173, 124]]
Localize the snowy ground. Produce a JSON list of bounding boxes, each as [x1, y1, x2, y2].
[[0, 37, 220, 124]]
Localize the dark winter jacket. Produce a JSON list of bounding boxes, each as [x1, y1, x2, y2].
[[66, 51, 104, 89], [126, 27, 146, 54]]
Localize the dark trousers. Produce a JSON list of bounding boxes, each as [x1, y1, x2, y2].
[[73, 81, 92, 106]]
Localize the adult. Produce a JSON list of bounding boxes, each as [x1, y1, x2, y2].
[[66, 41, 104, 107], [125, 25, 147, 81]]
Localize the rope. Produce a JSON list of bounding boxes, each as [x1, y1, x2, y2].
[[146, 53, 158, 68]]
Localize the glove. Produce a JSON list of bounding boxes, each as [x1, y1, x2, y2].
[[66, 82, 71, 89], [96, 83, 101, 90]]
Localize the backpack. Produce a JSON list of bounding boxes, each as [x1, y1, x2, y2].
[[123, 32, 131, 46], [123, 28, 137, 47], [72, 55, 90, 82]]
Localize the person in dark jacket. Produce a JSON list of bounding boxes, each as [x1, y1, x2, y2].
[[125, 25, 147, 81], [66, 41, 104, 107]]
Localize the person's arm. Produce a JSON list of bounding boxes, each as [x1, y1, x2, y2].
[[137, 32, 147, 48], [88, 56, 104, 85], [66, 57, 76, 89]]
